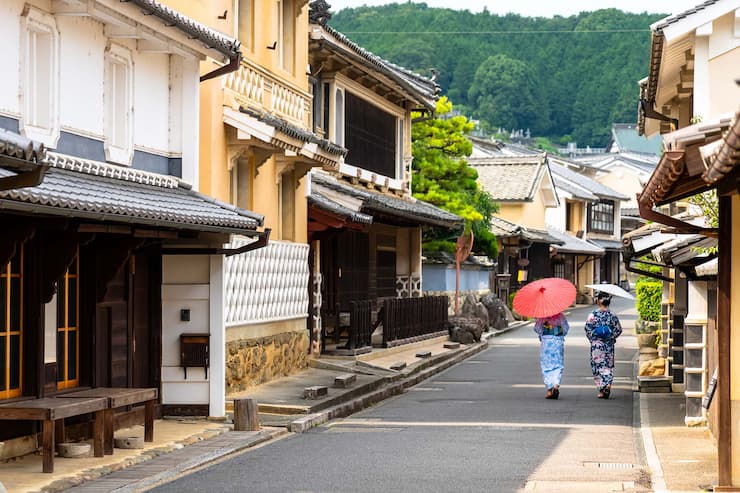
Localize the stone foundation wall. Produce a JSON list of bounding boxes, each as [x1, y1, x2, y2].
[[226, 331, 310, 394]]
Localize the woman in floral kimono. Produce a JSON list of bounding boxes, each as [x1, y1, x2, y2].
[[534, 312, 569, 399], [584, 292, 623, 399]]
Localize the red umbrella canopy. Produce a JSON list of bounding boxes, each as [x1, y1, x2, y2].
[[513, 278, 577, 318]]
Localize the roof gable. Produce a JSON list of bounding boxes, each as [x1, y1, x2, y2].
[[549, 160, 629, 201], [469, 154, 550, 202]]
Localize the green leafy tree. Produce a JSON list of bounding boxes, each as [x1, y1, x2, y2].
[[330, 5, 664, 147], [412, 97, 499, 258], [468, 54, 550, 134]]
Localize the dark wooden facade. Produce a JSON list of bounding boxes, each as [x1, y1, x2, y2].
[[0, 214, 163, 443]]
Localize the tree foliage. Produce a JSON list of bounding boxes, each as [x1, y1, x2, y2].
[[411, 97, 499, 257], [330, 5, 665, 146]]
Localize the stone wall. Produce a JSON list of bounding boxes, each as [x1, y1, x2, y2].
[[225, 331, 310, 394], [425, 289, 491, 314]]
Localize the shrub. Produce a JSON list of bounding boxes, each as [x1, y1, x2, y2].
[[636, 281, 661, 322]]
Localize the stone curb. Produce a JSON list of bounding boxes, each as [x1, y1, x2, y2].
[[111, 429, 287, 493], [35, 428, 286, 493], [288, 340, 489, 433]]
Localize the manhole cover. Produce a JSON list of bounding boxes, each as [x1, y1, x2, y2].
[[583, 462, 635, 469]]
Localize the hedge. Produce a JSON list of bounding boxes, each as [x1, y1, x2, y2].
[[636, 281, 661, 322]]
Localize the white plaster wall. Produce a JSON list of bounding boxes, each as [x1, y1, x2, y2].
[[545, 200, 566, 231], [161, 255, 211, 406], [177, 56, 200, 188], [57, 15, 105, 137], [0, 0, 23, 117], [1, 0, 201, 166], [133, 51, 170, 153]]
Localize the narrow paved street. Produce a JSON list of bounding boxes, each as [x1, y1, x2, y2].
[[151, 298, 647, 493]]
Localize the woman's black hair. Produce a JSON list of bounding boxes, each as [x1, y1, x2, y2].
[[596, 292, 612, 306]]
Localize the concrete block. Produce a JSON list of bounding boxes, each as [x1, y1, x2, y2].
[[334, 373, 357, 388], [390, 362, 407, 371], [114, 437, 144, 449], [640, 386, 672, 393], [57, 442, 91, 458], [443, 342, 461, 349], [416, 351, 432, 358], [303, 386, 328, 399]]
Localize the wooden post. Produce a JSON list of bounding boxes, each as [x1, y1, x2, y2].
[[717, 194, 732, 488], [144, 399, 154, 442], [92, 410, 104, 457], [233, 399, 259, 431], [103, 408, 114, 455], [42, 420, 54, 473]]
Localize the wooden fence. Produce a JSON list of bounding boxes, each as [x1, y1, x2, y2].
[[381, 296, 449, 347]]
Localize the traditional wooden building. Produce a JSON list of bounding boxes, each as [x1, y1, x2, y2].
[[162, 0, 348, 392], [547, 158, 627, 287], [470, 154, 560, 288], [635, 0, 739, 487], [306, 4, 463, 353], [0, 0, 264, 460]]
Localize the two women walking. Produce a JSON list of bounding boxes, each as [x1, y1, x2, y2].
[[532, 291, 622, 400]]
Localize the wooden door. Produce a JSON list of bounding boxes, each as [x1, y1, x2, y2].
[[98, 265, 130, 388]]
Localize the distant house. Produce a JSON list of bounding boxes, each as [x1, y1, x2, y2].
[[470, 154, 560, 290], [606, 123, 663, 156], [548, 157, 628, 286]]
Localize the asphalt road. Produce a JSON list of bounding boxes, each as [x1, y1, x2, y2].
[[150, 298, 648, 493]]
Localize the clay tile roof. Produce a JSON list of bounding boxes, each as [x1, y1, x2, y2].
[[469, 155, 547, 202], [0, 144, 262, 234]]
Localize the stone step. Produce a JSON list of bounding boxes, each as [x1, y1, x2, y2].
[[303, 386, 328, 399], [334, 373, 357, 388], [443, 342, 461, 350], [415, 351, 432, 358], [390, 361, 407, 371], [638, 376, 673, 393]]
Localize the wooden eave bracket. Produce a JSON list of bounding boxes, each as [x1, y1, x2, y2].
[[0, 165, 47, 191], [637, 198, 718, 239]]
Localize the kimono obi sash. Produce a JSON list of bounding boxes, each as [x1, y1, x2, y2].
[[541, 323, 565, 336]]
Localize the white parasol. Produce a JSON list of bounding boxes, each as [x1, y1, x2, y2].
[[585, 283, 635, 300]]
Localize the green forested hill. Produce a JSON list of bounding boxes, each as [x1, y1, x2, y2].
[[329, 4, 666, 146]]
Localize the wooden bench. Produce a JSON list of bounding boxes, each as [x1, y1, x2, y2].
[[61, 387, 158, 455], [0, 397, 107, 473]]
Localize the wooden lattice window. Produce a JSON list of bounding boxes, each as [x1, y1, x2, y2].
[[57, 252, 79, 390], [588, 200, 615, 234], [0, 248, 23, 400]]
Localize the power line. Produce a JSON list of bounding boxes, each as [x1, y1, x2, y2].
[[340, 29, 650, 34]]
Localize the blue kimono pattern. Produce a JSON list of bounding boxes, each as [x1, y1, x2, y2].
[[534, 313, 569, 390], [584, 309, 623, 389]]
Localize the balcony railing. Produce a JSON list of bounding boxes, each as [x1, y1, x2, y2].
[[223, 58, 311, 129]]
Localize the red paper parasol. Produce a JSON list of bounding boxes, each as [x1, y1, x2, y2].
[[513, 277, 577, 318]]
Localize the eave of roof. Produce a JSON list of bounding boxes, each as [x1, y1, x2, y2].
[[311, 23, 439, 111], [308, 191, 373, 224], [126, 0, 241, 61], [548, 228, 605, 256], [0, 142, 263, 234], [239, 106, 347, 156], [311, 171, 463, 230], [639, 113, 735, 207], [0, 129, 46, 163], [549, 161, 628, 201]]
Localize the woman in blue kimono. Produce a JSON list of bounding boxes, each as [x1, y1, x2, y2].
[[534, 312, 569, 399], [584, 292, 623, 399]]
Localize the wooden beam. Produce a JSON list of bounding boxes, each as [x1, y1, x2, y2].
[[717, 194, 732, 487]]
